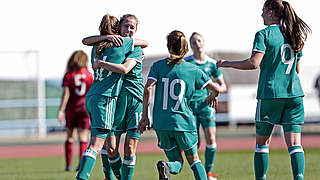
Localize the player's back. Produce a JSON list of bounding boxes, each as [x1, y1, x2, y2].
[[254, 25, 304, 99], [87, 37, 134, 97], [149, 58, 210, 131], [63, 67, 93, 112]]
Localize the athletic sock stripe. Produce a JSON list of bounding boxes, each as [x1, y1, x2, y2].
[[289, 149, 304, 155], [123, 159, 136, 166], [190, 160, 201, 168], [108, 155, 121, 164], [83, 149, 97, 159], [255, 145, 269, 153], [206, 143, 217, 149]]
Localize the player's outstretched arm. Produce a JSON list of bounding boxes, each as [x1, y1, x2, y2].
[[216, 51, 264, 70], [134, 38, 149, 48], [82, 35, 124, 46]]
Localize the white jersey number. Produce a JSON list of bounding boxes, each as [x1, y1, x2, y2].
[[281, 44, 294, 74], [95, 68, 104, 81], [94, 56, 112, 81], [162, 78, 186, 110], [74, 74, 87, 96]]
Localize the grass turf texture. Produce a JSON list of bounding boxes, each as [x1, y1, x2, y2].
[[0, 148, 319, 180]]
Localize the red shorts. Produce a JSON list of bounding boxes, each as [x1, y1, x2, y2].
[[65, 110, 90, 130]]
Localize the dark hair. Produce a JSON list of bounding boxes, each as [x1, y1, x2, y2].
[[66, 50, 88, 72], [264, 0, 311, 53], [166, 30, 188, 65], [95, 14, 119, 57]]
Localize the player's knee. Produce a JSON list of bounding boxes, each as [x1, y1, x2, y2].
[[67, 137, 75, 143], [106, 148, 117, 157], [124, 145, 136, 156], [207, 136, 216, 144]]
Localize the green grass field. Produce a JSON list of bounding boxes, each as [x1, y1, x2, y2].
[[0, 148, 319, 180]]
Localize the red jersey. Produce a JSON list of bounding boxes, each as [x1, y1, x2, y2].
[[62, 67, 93, 113]]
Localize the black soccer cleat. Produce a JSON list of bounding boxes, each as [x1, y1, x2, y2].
[[65, 166, 71, 172], [157, 161, 170, 180]]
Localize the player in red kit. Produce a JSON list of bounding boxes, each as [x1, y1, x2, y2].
[[58, 50, 93, 171]]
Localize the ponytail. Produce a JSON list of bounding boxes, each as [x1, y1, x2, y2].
[[281, 1, 311, 53], [95, 14, 119, 57], [264, 0, 311, 53], [167, 30, 188, 65]]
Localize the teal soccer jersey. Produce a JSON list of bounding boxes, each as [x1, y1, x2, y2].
[[185, 55, 222, 102], [253, 25, 304, 99], [86, 37, 134, 97], [148, 58, 211, 131], [122, 46, 144, 101]]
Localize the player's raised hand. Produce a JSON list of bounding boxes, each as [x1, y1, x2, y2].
[[106, 35, 124, 47]]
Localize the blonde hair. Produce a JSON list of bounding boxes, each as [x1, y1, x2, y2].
[[167, 30, 188, 65], [95, 14, 119, 57], [66, 50, 88, 72]]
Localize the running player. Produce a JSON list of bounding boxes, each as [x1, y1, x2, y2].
[[217, 1, 311, 179], [58, 50, 93, 172], [76, 14, 137, 180], [81, 14, 146, 180], [138, 30, 222, 180], [185, 32, 227, 180]]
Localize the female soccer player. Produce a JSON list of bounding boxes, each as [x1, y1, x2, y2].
[[76, 14, 138, 180], [58, 50, 93, 171], [185, 32, 227, 180], [138, 30, 222, 180], [217, 0, 311, 179], [82, 14, 147, 180]]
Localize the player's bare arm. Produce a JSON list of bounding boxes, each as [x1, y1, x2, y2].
[[58, 86, 70, 124], [82, 35, 124, 46], [82, 35, 148, 48], [93, 58, 137, 74], [216, 51, 264, 70], [296, 58, 301, 73], [138, 79, 156, 133], [204, 80, 220, 108], [134, 38, 149, 48], [215, 77, 227, 93]]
